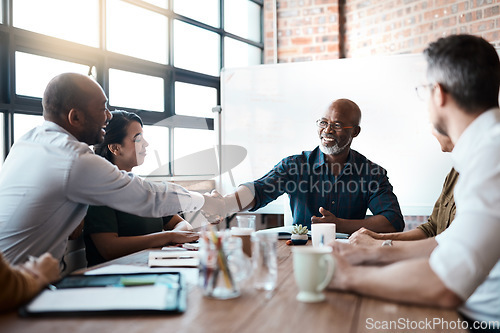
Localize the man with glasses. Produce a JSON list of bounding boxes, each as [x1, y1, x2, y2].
[[210, 98, 404, 234], [327, 35, 500, 330]]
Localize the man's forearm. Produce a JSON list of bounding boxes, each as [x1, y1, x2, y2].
[[336, 215, 396, 234], [224, 186, 256, 213], [331, 258, 462, 308], [337, 237, 438, 266]]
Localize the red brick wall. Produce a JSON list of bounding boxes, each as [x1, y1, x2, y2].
[[263, 0, 340, 63], [264, 0, 500, 63]]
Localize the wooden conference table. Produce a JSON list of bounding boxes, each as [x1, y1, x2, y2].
[[0, 240, 467, 333]]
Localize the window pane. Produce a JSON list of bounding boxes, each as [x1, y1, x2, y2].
[[15, 52, 90, 98], [143, 0, 168, 9], [224, 0, 261, 43], [173, 0, 219, 27], [109, 69, 164, 112], [107, 0, 168, 64], [175, 82, 217, 118], [14, 114, 44, 143], [224, 37, 262, 69], [174, 20, 220, 76], [133, 125, 170, 176], [174, 128, 215, 175], [13, 0, 99, 47]]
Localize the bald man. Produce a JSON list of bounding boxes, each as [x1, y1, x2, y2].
[[214, 98, 404, 233], [0, 73, 223, 266]]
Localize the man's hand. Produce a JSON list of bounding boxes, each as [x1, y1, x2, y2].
[[311, 207, 339, 224], [201, 190, 227, 224], [21, 253, 61, 288], [349, 228, 383, 247], [327, 250, 354, 292], [328, 240, 376, 266]]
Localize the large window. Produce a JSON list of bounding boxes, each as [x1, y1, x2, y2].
[[0, 0, 263, 177]]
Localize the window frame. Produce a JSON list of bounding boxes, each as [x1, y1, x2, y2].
[[0, 0, 264, 176]]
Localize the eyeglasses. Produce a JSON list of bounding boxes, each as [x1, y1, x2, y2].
[[415, 84, 434, 101], [316, 119, 355, 132]]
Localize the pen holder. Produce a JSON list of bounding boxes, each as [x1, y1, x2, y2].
[[198, 230, 251, 299]]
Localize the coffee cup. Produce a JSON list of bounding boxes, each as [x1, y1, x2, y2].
[[311, 223, 336, 247], [292, 246, 335, 302], [231, 227, 253, 257]]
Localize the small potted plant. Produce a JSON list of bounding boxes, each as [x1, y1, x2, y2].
[[290, 224, 309, 245]]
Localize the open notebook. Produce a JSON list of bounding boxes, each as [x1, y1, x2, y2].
[[20, 272, 186, 317]]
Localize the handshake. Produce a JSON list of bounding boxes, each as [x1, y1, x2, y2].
[[200, 186, 254, 224], [200, 190, 231, 224]]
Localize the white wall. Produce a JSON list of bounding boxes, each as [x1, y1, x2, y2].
[[220, 53, 453, 217]]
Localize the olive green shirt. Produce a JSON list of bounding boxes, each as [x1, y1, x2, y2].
[[417, 168, 459, 237]]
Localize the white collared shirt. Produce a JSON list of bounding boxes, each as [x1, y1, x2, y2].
[[430, 109, 500, 322], [0, 121, 204, 264]]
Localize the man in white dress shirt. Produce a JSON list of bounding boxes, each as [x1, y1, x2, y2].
[[327, 34, 500, 330], [0, 73, 223, 266]]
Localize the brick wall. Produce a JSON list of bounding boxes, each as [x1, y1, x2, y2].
[[264, 0, 500, 63], [263, 0, 340, 63]]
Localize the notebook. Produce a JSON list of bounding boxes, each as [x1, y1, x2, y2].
[[19, 272, 186, 317]]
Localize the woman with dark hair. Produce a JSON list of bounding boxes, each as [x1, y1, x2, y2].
[[84, 110, 198, 266]]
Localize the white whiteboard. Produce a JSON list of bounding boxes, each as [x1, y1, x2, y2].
[[219, 54, 453, 216]]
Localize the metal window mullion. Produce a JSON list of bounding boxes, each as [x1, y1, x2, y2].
[[168, 125, 174, 176]]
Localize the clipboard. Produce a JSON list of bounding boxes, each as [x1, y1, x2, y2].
[[19, 272, 187, 317]]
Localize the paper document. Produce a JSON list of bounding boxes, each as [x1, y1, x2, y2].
[[26, 285, 170, 312]]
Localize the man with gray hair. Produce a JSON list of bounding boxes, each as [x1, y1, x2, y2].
[[328, 34, 500, 329], [210, 98, 404, 233]]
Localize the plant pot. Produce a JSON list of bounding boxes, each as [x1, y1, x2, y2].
[[291, 234, 308, 245]]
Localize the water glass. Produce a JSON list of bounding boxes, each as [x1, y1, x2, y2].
[[252, 232, 278, 291]]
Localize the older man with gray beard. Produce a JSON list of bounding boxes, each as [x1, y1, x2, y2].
[[209, 98, 404, 233]]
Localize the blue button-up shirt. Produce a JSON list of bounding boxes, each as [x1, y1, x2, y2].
[[243, 147, 404, 230]]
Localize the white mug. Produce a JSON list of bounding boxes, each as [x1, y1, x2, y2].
[[311, 223, 336, 247], [292, 246, 335, 302]]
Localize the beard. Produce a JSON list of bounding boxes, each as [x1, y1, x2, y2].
[[319, 136, 352, 155]]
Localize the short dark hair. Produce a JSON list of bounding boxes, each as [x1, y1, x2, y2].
[[94, 110, 143, 163], [42, 73, 92, 120], [423, 34, 500, 113]]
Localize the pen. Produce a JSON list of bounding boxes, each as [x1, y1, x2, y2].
[[152, 255, 195, 260]]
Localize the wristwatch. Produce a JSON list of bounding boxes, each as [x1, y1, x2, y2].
[[381, 239, 393, 247]]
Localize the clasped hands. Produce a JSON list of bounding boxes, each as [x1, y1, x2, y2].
[[201, 190, 228, 224]]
